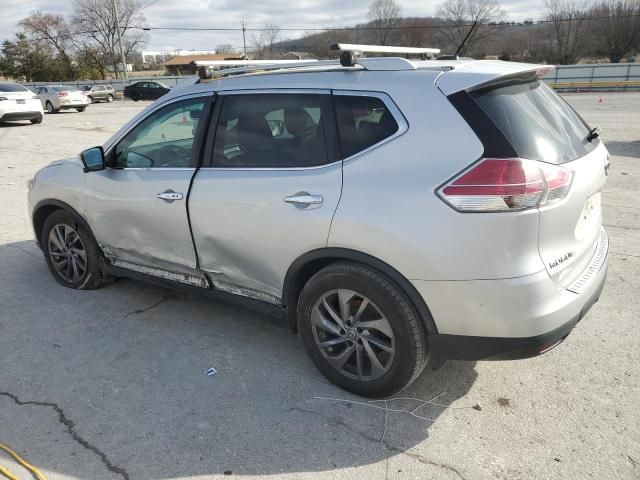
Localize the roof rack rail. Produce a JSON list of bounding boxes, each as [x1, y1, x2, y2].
[[194, 59, 339, 79], [331, 43, 441, 67]]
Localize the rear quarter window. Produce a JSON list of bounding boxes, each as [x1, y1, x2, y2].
[[334, 95, 400, 159], [470, 81, 596, 164]]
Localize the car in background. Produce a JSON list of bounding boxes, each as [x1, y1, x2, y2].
[[123, 81, 171, 101], [0, 82, 43, 125], [80, 84, 115, 103], [36, 85, 89, 113]]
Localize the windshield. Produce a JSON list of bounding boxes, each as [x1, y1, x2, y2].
[[0, 83, 28, 93], [470, 80, 597, 164]]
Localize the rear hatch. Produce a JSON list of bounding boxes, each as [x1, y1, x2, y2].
[[54, 86, 87, 104], [439, 64, 608, 287]]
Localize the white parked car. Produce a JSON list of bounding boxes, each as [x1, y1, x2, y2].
[[36, 85, 89, 113], [0, 82, 43, 124]]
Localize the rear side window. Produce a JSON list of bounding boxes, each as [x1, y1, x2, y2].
[[470, 81, 595, 164], [334, 95, 400, 158], [212, 93, 335, 168], [0, 83, 28, 92]]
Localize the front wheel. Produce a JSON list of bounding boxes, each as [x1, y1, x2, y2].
[[298, 263, 428, 398], [131, 92, 140, 101], [76, 107, 86, 112], [30, 116, 42, 124], [42, 210, 113, 290], [107, 94, 113, 103]]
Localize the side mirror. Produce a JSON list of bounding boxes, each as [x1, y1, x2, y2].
[[80, 146, 106, 172]]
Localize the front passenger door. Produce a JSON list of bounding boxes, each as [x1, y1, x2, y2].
[[84, 94, 212, 281]]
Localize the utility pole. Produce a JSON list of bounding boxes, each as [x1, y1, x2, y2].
[[241, 19, 247, 57], [112, 0, 129, 83]]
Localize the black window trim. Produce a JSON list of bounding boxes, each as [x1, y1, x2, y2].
[[204, 88, 341, 171], [104, 92, 215, 170], [332, 89, 409, 163]]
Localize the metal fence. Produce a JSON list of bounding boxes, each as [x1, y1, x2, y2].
[[542, 63, 640, 92], [18, 63, 640, 94]]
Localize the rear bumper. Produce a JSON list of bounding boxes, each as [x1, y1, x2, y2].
[[419, 228, 609, 361], [59, 104, 89, 109], [0, 111, 42, 121]]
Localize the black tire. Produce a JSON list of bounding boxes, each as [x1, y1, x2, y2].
[[41, 210, 113, 290], [298, 262, 428, 398], [87, 95, 94, 103], [45, 101, 56, 114], [107, 94, 113, 103], [76, 107, 86, 112], [131, 92, 140, 101], [30, 116, 43, 124]]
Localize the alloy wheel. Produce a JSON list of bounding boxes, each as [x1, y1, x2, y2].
[[311, 289, 395, 381], [47, 223, 88, 283]]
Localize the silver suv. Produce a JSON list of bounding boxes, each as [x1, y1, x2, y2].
[[27, 49, 609, 397]]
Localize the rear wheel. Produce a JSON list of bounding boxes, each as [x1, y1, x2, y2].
[[76, 107, 86, 112], [87, 95, 94, 103], [30, 116, 42, 124], [45, 101, 56, 114], [42, 210, 113, 290], [106, 94, 113, 103], [298, 262, 428, 398]]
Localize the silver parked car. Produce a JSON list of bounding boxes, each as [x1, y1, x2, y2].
[[80, 84, 115, 103], [27, 47, 609, 397], [36, 85, 90, 113]]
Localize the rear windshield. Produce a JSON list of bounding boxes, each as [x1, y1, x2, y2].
[[53, 86, 76, 92], [470, 81, 596, 164], [0, 83, 28, 92]]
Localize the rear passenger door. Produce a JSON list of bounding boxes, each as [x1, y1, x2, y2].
[[188, 90, 342, 302]]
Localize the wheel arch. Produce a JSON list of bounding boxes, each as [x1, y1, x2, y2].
[[32, 199, 98, 250], [282, 248, 438, 336]]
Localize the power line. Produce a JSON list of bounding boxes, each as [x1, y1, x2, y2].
[[140, 12, 640, 33]]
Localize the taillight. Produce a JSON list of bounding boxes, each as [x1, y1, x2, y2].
[[438, 158, 573, 212], [57, 92, 68, 97]]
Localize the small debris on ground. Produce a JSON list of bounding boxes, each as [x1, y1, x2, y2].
[[206, 367, 218, 376], [497, 398, 510, 407], [472, 404, 482, 411]]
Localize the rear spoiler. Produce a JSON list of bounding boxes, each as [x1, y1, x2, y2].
[[435, 61, 554, 96]]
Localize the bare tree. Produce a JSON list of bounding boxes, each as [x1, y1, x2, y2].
[[251, 24, 281, 59], [436, 0, 504, 55], [367, 0, 401, 45], [400, 17, 436, 48], [544, 0, 591, 64], [19, 12, 76, 79], [72, 0, 146, 79], [590, 0, 640, 62], [215, 44, 236, 55]]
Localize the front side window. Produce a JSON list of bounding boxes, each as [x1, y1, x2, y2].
[[113, 98, 207, 168], [334, 95, 400, 158], [212, 93, 334, 168]]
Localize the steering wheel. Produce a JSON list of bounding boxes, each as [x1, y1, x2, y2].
[[156, 144, 191, 166]]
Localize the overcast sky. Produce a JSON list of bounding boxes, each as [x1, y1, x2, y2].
[[0, 0, 544, 52]]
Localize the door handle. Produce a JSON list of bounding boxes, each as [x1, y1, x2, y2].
[[284, 193, 323, 208], [157, 190, 183, 202]]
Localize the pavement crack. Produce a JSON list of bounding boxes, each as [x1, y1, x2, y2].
[[0, 390, 130, 480], [124, 290, 171, 318], [3, 244, 41, 260], [286, 406, 467, 480]]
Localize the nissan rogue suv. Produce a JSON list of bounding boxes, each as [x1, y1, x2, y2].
[[27, 48, 609, 397]]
